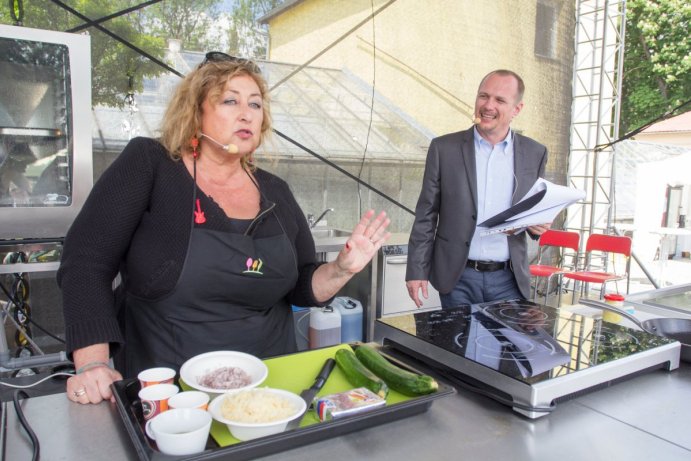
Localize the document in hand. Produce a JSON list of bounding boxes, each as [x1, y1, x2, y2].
[[478, 178, 586, 236]]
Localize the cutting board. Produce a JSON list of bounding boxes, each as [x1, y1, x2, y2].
[[206, 344, 414, 447]]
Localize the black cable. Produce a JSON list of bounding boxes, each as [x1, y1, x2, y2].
[[0, 280, 65, 344], [273, 128, 414, 215], [66, 0, 163, 33], [356, 0, 377, 216], [261, 0, 411, 217], [47, 0, 408, 218], [594, 99, 691, 152], [13, 390, 40, 461], [269, 0, 399, 92], [22, 318, 65, 344], [48, 0, 183, 78], [355, 36, 475, 119], [44, 0, 409, 219]]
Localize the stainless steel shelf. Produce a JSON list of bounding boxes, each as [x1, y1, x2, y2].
[[0, 127, 63, 137], [0, 261, 60, 274]]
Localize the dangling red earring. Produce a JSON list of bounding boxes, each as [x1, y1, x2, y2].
[[190, 136, 199, 158]]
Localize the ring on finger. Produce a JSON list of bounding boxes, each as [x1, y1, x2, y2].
[[73, 388, 87, 398]]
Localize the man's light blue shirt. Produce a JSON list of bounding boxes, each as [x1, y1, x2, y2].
[[468, 127, 514, 262]]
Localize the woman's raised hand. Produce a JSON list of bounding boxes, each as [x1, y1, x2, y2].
[[336, 210, 391, 274]]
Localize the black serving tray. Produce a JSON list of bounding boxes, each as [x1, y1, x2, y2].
[[112, 343, 455, 461]]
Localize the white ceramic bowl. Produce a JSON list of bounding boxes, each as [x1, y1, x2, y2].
[[208, 388, 306, 441], [179, 351, 268, 396]]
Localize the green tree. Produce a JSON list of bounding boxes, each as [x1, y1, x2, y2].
[[147, 0, 220, 51], [621, 0, 691, 133], [226, 0, 283, 58], [1, 0, 166, 107], [1, 0, 228, 107]]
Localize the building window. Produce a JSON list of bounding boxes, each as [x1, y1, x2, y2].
[[535, 1, 557, 59]]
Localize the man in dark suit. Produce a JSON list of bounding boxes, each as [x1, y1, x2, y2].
[[406, 69, 550, 308]]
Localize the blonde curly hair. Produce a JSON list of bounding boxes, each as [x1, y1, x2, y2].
[[159, 57, 271, 171]]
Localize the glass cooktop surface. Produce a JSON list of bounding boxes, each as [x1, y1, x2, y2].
[[380, 299, 675, 384]]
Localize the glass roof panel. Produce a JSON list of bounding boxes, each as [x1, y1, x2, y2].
[[92, 51, 433, 164]]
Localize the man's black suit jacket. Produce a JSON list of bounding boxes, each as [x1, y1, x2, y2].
[[406, 127, 548, 298]]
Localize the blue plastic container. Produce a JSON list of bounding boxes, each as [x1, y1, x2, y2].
[[331, 297, 363, 343]]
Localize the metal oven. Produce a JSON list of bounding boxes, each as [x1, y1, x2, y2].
[[0, 25, 92, 373], [0, 25, 93, 240]]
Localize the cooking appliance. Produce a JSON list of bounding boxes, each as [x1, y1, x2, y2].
[[286, 358, 335, 430], [0, 25, 93, 239], [374, 299, 680, 418], [580, 298, 691, 362]]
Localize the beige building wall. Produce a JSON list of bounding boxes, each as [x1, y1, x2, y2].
[[633, 111, 691, 148], [263, 0, 575, 181], [634, 133, 691, 149]]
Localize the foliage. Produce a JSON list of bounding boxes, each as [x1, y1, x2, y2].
[[147, 0, 220, 52], [621, 0, 691, 133], [0, 1, 286, 106], [0, 0, 229, 107], [1, 1, 165, 107], [224, 0, 282, 58]]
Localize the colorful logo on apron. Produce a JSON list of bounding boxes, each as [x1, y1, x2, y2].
[[243, 257, 264, 275]]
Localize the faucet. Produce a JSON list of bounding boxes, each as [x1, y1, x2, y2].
[[308, 208, 334, 228]]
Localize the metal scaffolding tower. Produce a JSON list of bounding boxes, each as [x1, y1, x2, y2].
[[567, 0, 627, 241]]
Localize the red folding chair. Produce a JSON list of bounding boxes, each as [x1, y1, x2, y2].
[[563, 234, 632, 303], [529, 230, 580, 306]]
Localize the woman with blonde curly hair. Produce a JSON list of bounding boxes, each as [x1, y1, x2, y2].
[[59, 52, 390, 404]]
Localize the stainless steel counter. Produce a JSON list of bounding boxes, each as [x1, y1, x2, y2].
[[5, 364, 691, 460]]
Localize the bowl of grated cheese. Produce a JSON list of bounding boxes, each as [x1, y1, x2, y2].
[[208, 388, 306, 441], [180, 351, 268, 397]]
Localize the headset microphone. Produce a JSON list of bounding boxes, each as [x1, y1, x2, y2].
[[199, 132, 239, 154]]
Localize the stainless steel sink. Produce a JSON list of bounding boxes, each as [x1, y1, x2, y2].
[[310, 228, 352, 239], [311, 228, 352, 259]]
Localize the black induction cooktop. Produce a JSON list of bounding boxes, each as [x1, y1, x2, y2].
[[375, 299, 681, 418]]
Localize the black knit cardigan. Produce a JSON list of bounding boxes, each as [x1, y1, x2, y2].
[[58, 137, 324, 357]]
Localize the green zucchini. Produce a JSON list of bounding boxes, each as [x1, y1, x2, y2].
[[334, 348, 389, 398], [355, 344, 438, 396]]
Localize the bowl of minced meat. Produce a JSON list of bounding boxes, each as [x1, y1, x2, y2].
[[208, 388, 306, 441], [180, 351, 268, 396]]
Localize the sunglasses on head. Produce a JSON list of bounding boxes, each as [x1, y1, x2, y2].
[[202, 52, 261, 74]]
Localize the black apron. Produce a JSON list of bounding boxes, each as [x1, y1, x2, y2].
[[123, 210, 299, 377]]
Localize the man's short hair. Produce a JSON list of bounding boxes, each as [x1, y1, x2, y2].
[[479, 69, 525, 103]]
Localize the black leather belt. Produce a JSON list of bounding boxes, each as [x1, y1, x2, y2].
[[466, 259, 509, 272]]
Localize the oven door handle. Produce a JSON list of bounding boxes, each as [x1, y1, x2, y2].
[[385, 256, 408, 264]]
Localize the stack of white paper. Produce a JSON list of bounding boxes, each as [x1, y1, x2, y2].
[[479, 178, 586, 236]]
